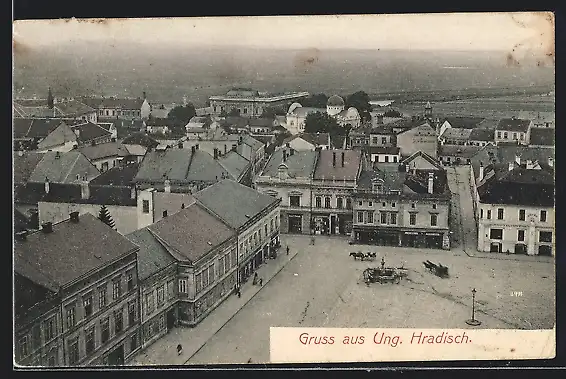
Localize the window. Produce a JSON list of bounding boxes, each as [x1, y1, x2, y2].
[[101, 162, 109, 172], [372, 137, 378, 144], [346, 198, 352, 209], [127, 272, 134, 291], [324, 197, 331, 208], [114, 310, 123, 335], [112, 279, 122, 300], [19, 336, 29, 358], [337, 197, 343, 209], [430, 214, 438, 226], [146, 292, 154, 315], [314, 197, 321, 208], [209, 264, 215, 283], [85, 327, 95, 355], [390, 212, 397, 225], [99, 286, 107, 309], [264, 224, 268, 237], [519, 209, 525, 221], [381, 212, 387, 224], [367, 212, 374, 224], [101, 318, 109, 344], [358, 201, 363, 206], [66, 306, 76, 329], [142, 200, 150, 214], [368, 201, 373, 207], [512, 132, 517, 140], [289, 195, 300, 207], [540, 231, 552, 243], [520, 133, 524, 140], [68, 339, 79, 365], [385, 156, 389, 163], [43, 317, 56, 342], [157, 286, 165, 306], [392, 202, 396, 208], [497, 131, 502, 139], [480, 209, 484, 219], [503, 132, 508, 139], [540, 210, 547, 222], [196, 271, 203, 293], [432, 204, 437, 210], [487, 210, 492, 220], [83, 295, 93, 318], [128, 302, 136, 327], [497, 208, 504, 220], [411, 203, 416, 209], [518, 230, 525, 242], [357, 212, 364, 223], [381, 137, 387, 144], [409, 213, 416, 225], [490, 228, 503, 239], [393, 156, 398, 163]]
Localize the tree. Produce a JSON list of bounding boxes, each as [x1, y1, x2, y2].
[[383, 109, 402, 118], [98, 205, 116, 229], [228, 108, 240, 117], [304, 112, 343, 137], [168, 103, 196, 126], [261, 106, 282, 120], [345, 91, 372, 123], [301, 94, 329, 108]]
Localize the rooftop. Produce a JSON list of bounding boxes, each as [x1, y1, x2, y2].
[[81, 97, 145, 110], [89, 163, 140, 186], [28, 150, 100, 184], [469, 128, 495, 142], [529, 128, 555, 147], [125, 228, 175, 281], [122, 133, 160, 149], [261, 149, 317, 178], [13, 151, 44, 184], [496, 118, 531, 132], [79, 141, 131, 161], [440, 128, 473, 140], [13, 118, 63, 139], [314, 149, 362, 181], [72, 122, 113, 142], [54, 100, 95, 116], [439, 145, 482, 158], [14, 213, 138, 292], [443, 117, 485, 129]]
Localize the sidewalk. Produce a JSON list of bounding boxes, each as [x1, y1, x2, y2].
[[128, 246, 299, 366]]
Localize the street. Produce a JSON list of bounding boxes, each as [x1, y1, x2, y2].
[[446, 165, 478, 255], [187, 235, 555, 364]]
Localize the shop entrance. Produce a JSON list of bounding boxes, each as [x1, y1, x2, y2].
[[288, 215, 302, 234], [107, 345, 124, 366]]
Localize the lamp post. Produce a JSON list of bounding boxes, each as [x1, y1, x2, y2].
[[466, 288, 481, 326]]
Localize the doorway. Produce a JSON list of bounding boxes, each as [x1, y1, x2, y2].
[[288, 215, 302, 233], [538, 245, 552, 256], [107, 344, 124, 366], [490, 242, 502, 253], [166, 308, 176, 330]]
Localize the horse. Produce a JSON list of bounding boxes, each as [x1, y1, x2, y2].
[[363, 252, 376, 261], [349, 252, 365, 260]]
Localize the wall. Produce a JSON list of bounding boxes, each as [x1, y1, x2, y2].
[[370, 153, 400, 163], [37, 123, 78, 152], [495, 130, 527, 145], [137, 189, 156, 230], [38, 202, 139, 235], [369, 134, 394, 147], [397, 125, 438, 158]]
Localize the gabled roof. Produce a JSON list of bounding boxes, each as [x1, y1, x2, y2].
[[28, 151, 101, 184], [146, 117, 174, 127], [185, 150, 235, 182], [240, 134, 264, 151], [529, 128, 555, 146], [299, 133, 330, 146], [81, 97, 145, 110], [314, 150, 362, 181], [496, 118, 531, 132], [443, 117, 485, 129], [220, 116, 249, 129], [261, 149, 317, 178], [13, 118, 34, 139], [135, 148, 193, 183], [148, 202, 235, 263], [13, 151, 45, 184], [358, 166, 405, 192], [122, 133, 159, 149], [400, 151, 442, 170], [54, 100, 95, 116], [218, 151, 250, 181], [247, 118, 275, 128], [439, 145, 482, 158], [72, 122, 112, 142], [440, 128, 472, 140], [126, 228, 175, 281], [194, 179, 279, 230], [90, 163, 140, 186], [366, 146, 401, 155], [79, 142, 131, 161], [404, 169, 450, 195], [14, 213, 138, 292], [469, 128, 495, 142], [123, 144, 148, 157]]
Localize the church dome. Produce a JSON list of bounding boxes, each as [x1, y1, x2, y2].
[[327, 95, 345, 107]]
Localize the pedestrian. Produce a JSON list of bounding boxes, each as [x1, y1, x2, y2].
[[286, 246, 290, 255], [237, 288, 241, 298], [381, 257, 385, 269], [177, 344, 183, 356], [253, 272, 258, 285], [259, 278, 263, 286]]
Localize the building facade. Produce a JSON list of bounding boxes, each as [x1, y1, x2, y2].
[[209, 89, 309, 118], [396, 122, 438, 158]]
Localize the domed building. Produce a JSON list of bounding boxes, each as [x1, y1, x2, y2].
[[285, 95, 361, 134]]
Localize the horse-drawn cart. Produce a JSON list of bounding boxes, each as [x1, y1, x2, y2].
[[363, 267, 405, 285], [422, 260, 449, 278]]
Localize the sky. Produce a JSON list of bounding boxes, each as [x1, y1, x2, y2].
[[13, 13, 553, 55]]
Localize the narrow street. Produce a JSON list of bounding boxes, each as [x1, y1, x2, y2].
[[446, 166, 478, 256]]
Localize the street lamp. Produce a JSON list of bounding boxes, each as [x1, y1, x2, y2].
[[466, 288, 482, 326]]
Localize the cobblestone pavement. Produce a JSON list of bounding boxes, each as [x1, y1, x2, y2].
[[186, 235, 554, 365]]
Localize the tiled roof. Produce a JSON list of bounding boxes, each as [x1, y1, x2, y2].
[[248, 118, 275, 127], [185, 150, 234, 182], [441, 128, 472, 140], [314, 150, 362, 181], [81, 97, 144, 110], [439, 145, 482, 158], [154, 192, 196, 221], [14, 213, 138, 291], [54, 100, 95, 116], [299, 133, 330, 146], [241, 134, 264, 151], [261, 149, 317, 178], [404, 169, 449, 195], [90, 163, 140, 186], [496, 118, 531, 132], [28, 151, 100, 184], [358, 166, 406, 192], [79, 142, 131, 161], [125, 228, 175, 280], [13, 151, 44, 184], [443, 117, 485, 129], [289, 106, 325, 117], [122, 133, 159, 149], [123, 144, 148, 156], [135, 148, 193, 183], [13, 119, 34, 139], [195, 179, 279, 230], [218, 151, 250, 181], [366, 146, 400, 155], [72, 122, 112, 142], [220, 116, 249, 129], [148, 203, 235, 263], [469, 128, 495, 141], [529, 128, 555, 146]]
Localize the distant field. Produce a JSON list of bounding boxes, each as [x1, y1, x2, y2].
[[396, 95, 555, 118]]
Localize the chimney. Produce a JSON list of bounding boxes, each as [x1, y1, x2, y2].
[[428, 172, 434, 194], [80, 181, 90, 199], [15, 230, 28, 241], [70, 211, 79, 223], [44, 178, 50, 194], [214, 148, 218, 159], [143, 91, 147, 100], [332, 152, 336, 167], [508, 162, 514, 171], [47, 87, 54, 109], [548, 157, 554, 167], [515, 154, 521, 165], [164, 179, 171, 193], [341, 152, 345, 167], [479, 162, 484, 181], [41, 222, 53, 233]]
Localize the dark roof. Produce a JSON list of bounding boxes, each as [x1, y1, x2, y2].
[[73, 122, 112, 142], [81, 97, 144, 109], [135, 149, 193, 183], [477, 164, 554, 206], [327, 95, 345, 106], [299, 133, 330, 146], [529, 128, 555, 146], [28, 151, 100, 184], [14, 99, 48, 107], [358, 167, 406, 192], [404, 169, 450, 195], [441, 128, 472, 140], [146, 117, 174, 127], [469, 128, 495, 142], [218, 151, 250, 181], [14, 208, 29, 232], [252, 135, 275, 145], [221, 116, 249, 129], [13, 118, 63, 139], [122, 133, 160, 149], [90, 163, 140, 186], [195, 179, 279, 229], [79, 142, 131, 161], [54, 100, 95, 116], [14, 118, 33, 139], [186, 150, 235, 182], [14, 213, 138, 291], [439, 145, 482, 159], [331, 135, 347, 149], [496, 118, 531, 132], [262, 149, 317, 178], [126, 228, 175, 280], [13, 151, 44, 183], [15, 182, 137, 206], [366, 146, 400, 155], [314, 150, 363, 181], [443, 117, 485, 129], [247, 118, 274, 127], [369, 126, 396, 135], [148, 203, 235, 263]]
